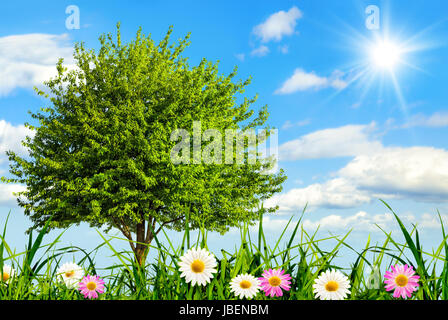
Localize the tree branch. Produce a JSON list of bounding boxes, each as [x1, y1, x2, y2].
[[155, 215, 185, 235], [112, 217, 135, 252], [145, 216, 154, 244]]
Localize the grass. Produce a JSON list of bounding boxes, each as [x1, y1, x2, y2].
[[0, 201, 447, 300]]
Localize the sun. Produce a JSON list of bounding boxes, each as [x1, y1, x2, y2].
[[309, 6, 439, 121], [369, 39, 402, 70]]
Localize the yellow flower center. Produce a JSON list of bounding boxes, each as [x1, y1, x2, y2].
[[2, 272, 10, 282], [190, 260, 205, 273], [65, 271, 75, 278], [268, 276, 281, 287], [239, 280, 252, 289], [325, 281, 339, 292], [86, 281, 97, 291], [395, 274, 409, 287]]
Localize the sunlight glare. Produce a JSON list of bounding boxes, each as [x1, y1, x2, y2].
[[370, 40, 402, 69]]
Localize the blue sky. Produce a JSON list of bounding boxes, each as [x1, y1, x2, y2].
[[1, 0, 448, 268]]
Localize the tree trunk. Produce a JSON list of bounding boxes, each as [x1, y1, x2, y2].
[[113, 217, 155, 267], [115, 215, 182, 267], [134, 220, 151, 267]]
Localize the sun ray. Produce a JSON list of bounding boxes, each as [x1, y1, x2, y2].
[[306, 8, 443, 121]]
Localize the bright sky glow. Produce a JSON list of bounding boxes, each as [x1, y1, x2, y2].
[[370, 39, 402, 69]]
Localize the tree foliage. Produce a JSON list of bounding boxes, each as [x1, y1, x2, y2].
[[3, 24, 286, 265]]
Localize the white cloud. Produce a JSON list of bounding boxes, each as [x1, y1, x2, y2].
[[250, 45, 270, 57], [253, 6, 302, 43], [281, 119, 310, 130], [0, 120, 35, 205], [272, 145, 448, 212], [275, 69, 327, 93], [264, 178, 372, 212], [0, 120, 34, 162], [279, 45, 289, 54], [279, 122, 382, 161], [270, 122, 448, 212], [301, 211, 396, 232], [418, 212, 448, 229], [402, 112, 448, 128], [0, 33, 74, 96], [0, 183, 26, 206], [275, 69, 348, 94], [275, 146, 448, 212], [300, 211, 446, 233], [252, 210, 448, 234], [253, 216, 296, 233], [330, 78, 348, 90], [235, 53, 245, 61], [339, 146, 448, 201], [251, 211, 395, 233], [0, 121, 35, 206]]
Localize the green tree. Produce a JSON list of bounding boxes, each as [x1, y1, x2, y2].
[[2, 24, 286, 266]]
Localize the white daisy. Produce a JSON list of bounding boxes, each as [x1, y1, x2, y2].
[[1, 265, 15, 284], [230, 273, 261, 299], [178, 248, 217, 286], [56, 262, 84, 289], [313, 269, 351, 300]]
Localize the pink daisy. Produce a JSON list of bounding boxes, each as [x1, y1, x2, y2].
[[78, 275, 105, 299], [384, 264, 420, 299], [258, 268, 292, 297]]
